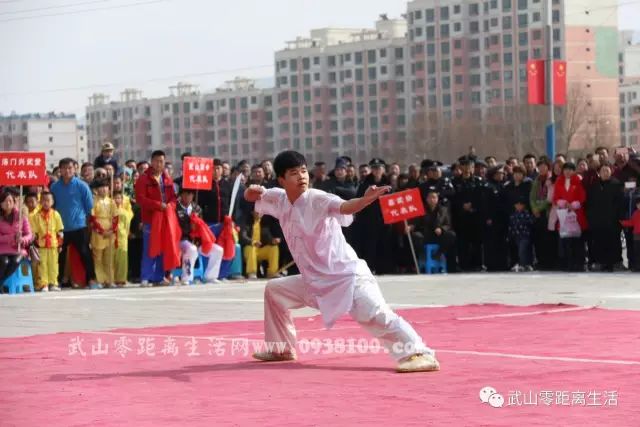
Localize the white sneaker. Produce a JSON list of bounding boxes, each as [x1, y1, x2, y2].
[[525, 265, 534, 272], [140, 281, 152, 288], [247, 274, 258, 280], [510, 264, 521, 272], [48, 285, 61, 292], [396, 353, 440, 373], [40, 286, 49, 293]]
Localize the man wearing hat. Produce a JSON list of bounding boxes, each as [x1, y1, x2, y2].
[[418, 160, 454, 205], [352, 158, 393, 274], [451, 157, 484, 271], [321, 158, 357, 200], [94, 141, 119, 173]]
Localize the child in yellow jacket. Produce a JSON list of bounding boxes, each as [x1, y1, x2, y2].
[[113, 191, 133, 286], [90, 180, 117, 287], [30, 192, 64, 292]]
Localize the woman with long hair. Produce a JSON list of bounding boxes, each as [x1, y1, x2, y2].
[[0, 190, 33, 289]]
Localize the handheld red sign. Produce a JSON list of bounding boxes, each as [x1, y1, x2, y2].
[[0, 152, 47, 186], [379, 188, 425, 224], [182, 157, 214, 190]]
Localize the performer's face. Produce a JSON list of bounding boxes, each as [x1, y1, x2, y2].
[[278, 165, 309, 196]]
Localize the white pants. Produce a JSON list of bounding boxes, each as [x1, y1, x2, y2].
[[263, 274, 434, 361], [179, 240, 223, 283]]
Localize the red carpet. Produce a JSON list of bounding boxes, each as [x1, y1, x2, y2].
[[1, 304, 639, 426]]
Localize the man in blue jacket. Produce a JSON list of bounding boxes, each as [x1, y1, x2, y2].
[[51, 158, 99, 289]]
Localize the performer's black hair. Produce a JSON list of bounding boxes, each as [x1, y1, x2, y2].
[[273, 150, 307, 178]]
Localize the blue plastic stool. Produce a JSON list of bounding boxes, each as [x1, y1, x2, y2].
[[229, 244, 243, 276], [173, 254, 205, 284], [424, 244, 447, 274], [1, 259, 35, 294]]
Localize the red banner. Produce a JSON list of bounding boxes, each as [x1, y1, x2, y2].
[[0, 152, 47, 186], [553, 60, 567, 105], [527, 59, 545, 105], [379, 188, 425, 224], [182, 157, 213, 190]]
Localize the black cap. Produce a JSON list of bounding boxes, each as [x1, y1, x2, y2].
[[335, 158, 348, 170], [369, 158, 386, 168], [420, 159, 443, 170], [474, 160, 488, 168], [487, 165, 505, 179], [562, 162, 577, 171], [458, 155, 475, 164]]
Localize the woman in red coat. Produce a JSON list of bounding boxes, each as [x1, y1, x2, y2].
[[553, 162, 587, 271]]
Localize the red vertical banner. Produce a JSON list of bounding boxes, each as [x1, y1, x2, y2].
[[527, 60, 545, 105], [553, 60, 567, 105]]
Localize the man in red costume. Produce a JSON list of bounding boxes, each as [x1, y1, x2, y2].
[[134, 150, 179, 286]]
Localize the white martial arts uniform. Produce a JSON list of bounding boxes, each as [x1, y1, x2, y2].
[[179, 241, 223, 283], [255, 187, 434, 361]]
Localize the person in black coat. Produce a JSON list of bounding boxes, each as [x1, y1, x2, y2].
[[321, 157, 358, 244], [502, 166, 532, 266], [451, 158, 485, 271], [410, 191, 458, 272], [417, 161, 455, 206], [586, 164, 624, 271], [93, 142, 119, 173], [481, 165, 510, 271], [353, 158, 393, 275], [199, 159, 234, 225], [320, 158, 357, 200], [503, 166, 532, 213]]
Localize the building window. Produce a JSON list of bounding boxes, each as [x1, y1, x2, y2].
[[423, 26, 432, 38], [518, 14, 528, 27], [470, 21, 479, 33], [519, 32, 528, 45], [469, 3, 479, 15], [454, 40, 462, 49], [553, 10, 560, 23], [368, 50, 376, 63], [454, 22, 462, 32], [503, 0, 511, 12], [425, 8, 434, 22], [503, 16, 512, 30], [553, 29, 561, 41], [441, 41, 450, 55], [441, 24, 449, 37], [533, 11, 541, 22], [503, 34, 513, 48], [504, 52, 513, 65]]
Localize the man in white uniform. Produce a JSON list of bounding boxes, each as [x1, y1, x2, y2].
[[244, 150, 439, 373]]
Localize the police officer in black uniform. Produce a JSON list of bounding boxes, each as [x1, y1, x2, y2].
[[451, 157, 485, 271]]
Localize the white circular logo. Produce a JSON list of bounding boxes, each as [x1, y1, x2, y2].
[[479, 386, 497, 403], [479, 386, 504, 408]]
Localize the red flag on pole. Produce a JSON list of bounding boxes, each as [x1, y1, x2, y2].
[[527, 60, 545, 105], [553, 60, 567, 105]]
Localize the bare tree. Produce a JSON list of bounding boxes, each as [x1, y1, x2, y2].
[[558, 83, 591, 154]]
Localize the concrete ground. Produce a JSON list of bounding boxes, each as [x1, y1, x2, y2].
[[1, 272, 639, 338]]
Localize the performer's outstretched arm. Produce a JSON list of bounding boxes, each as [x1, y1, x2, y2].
[[339, 185, 391, 215]]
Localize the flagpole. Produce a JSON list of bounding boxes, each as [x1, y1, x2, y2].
[[404, 219, 420, 275], [545, 0, 555, 159], [17, 185, 23, 262]]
